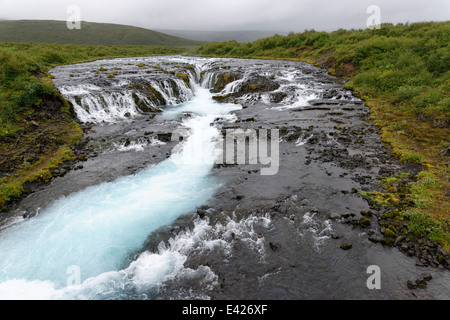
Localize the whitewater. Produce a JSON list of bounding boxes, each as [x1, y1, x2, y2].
[[0, 81, 241, 300]]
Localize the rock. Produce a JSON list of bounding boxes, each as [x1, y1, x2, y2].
[[330, 213, 342, 220], [383, 229, 397, 238], [394, 236, 405, 246], [270, 92, 287, 103], [415, 278, 428, 289], [237, 75, 280, 93], [157, 133, 172, 143], [361, 210, 374, 217], [340, 243, 353, 250], [197, 209, 208, 219], [437, 248, 448, 257], [368, 236, 381, 243], [30, 120, 39, 127], [407, 280, 418, 290], [342, 213, 356, 218], [420, 273, 433, 282], [381, 238, 395, 246], [269, 242, 280, 252], [359, 217, 371, 228]]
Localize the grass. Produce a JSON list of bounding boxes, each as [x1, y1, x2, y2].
[[195, 21, 450, 248]]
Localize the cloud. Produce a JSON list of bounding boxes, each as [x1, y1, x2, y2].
[[0, 0, 448, 32]]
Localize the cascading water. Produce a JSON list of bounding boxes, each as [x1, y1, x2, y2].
[[2, 56, 447, 301], [0, 69, 241, 299]]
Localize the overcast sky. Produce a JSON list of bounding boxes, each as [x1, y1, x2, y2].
[[0, 0, 448, 32]]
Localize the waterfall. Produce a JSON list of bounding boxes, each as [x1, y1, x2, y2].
[[0, 69, 241, 299], [61, 78, 194, 124]]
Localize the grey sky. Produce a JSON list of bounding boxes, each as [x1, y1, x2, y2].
[[0, 0, 448, 32]]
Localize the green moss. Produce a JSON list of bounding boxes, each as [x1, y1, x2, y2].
[[0, 180, 24, 210], [176, 72, 190, 86], [381, 238, 395, 246], [359, 217, 372, 228], [384, 228, 397, 238]]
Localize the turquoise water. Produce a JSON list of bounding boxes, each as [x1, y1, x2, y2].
[[0, 84, 241, 299]]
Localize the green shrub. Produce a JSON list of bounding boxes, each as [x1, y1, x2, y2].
[[403, 209, 448, 243], [394, 86, 421, 103]]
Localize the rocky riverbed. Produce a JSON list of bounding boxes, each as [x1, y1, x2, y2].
[[1, 56, 448, 300]]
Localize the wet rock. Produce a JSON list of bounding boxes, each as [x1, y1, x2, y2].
[[381, 238, 395, 246], [359, 217, 371, 228], [407, 280, 418, 290], [407, 273, 434, 290], [340, 243, 353, 250], [394, 236, 405, 246], [368, 235, 382, 243], [269, 242, 280, 252], [421, 273, 433, 282], [237, 75, 280, 93], [269, 92, 287, 103], [330, 213, 342, 220], [361, 210, 374, 217], [157, 133, 172, 143], [197, 209, 208, 219]]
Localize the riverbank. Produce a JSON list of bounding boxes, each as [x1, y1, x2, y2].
[[194, 21, 450, 251], [1, 55, 448, 299], [0, 43, 193, 211]]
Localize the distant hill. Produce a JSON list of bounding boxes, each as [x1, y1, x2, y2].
[[155, 29, 289, 43], [0, 20, 204, 46]]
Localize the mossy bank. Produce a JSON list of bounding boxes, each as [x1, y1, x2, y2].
[[195, 21, 449, 251]]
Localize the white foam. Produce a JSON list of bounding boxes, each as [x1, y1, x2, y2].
[[301, 212, 333, 251], [296, 134, 314, 147]]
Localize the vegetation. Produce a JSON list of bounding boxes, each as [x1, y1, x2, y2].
[[0, 42, 191, 210], [0, 20, 204, 46], [196, 21, 450, 248], [0, 21, 448, 248]]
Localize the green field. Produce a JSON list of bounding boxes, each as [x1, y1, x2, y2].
[[0, 20, 203, 46]]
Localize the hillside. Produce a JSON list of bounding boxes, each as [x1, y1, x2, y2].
[[155, 29, 288, 43], [0, 20, 203, 46]]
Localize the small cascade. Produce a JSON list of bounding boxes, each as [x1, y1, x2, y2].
[[62, 78, 194, 124], [64, 90, 139, 123]]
